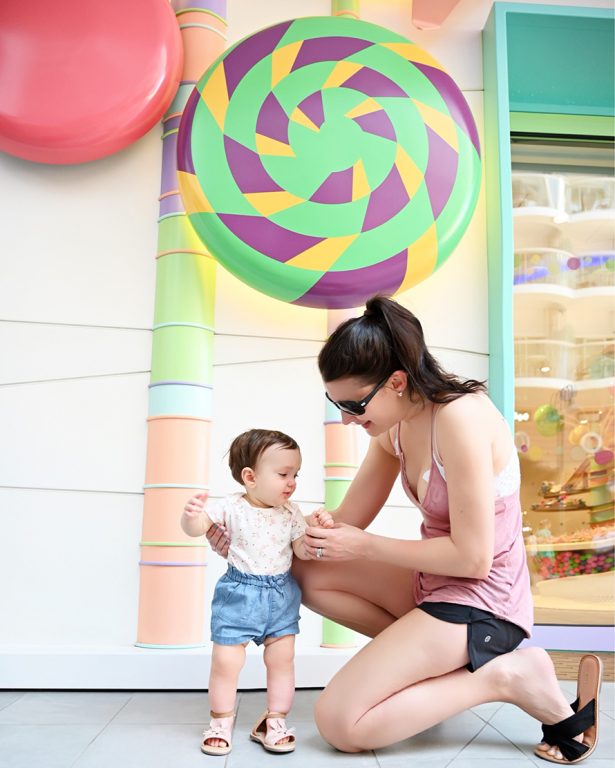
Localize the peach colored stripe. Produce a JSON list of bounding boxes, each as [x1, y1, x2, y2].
[[137, 566, 206, 645], [142, 488, 205, 542], [181, 28, 226, 81], [145, 417, 211, 486]]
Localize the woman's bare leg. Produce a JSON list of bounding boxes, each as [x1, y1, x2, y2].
[[314, 609, 575, 754], [292, 557, 415, 637]]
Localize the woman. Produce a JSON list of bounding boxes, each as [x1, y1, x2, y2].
[[208, 295, 601, 765]]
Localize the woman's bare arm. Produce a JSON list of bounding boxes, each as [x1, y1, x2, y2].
[[330, 434, 400, 530], [307, 397, 497, 578]]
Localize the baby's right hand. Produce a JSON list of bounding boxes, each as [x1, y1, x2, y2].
[[313, 507, 335, 529], [183, 492, 208, 518]]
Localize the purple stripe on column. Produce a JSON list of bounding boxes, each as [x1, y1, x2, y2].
[[298, 91, 325, 128], [342, 67, 407, 98], [423, 125, 458, 219], [291, 37, 373, 71], [302, 249, 407, 308], [224, 136, 283, 193], [223, 20, 293, 98], [362, 165, 409, 231], [159, 194, 184, 217], [353, 110, 396, 142], [256, 92, 290, 144], [219, 214, 325, 262], [177, 88, 201, 174], [413, 63, 480, 155], [161, 133, 180, 193], [163, 114, 182, 132], [174, 0, 227, 16], [310, 167, 353, 203]]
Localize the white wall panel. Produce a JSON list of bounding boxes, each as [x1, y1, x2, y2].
[[214, 334, 322, 367], [227, 0, 330, 44], [0, 489, 142, 645], [209, 357, 325, 501], [0, 374, 149, 493], [0, 322, 151, 385], [0, 130, 159, 329], [214, 269, 327, 340]]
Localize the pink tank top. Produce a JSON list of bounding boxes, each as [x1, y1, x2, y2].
[[394, 405, 533, 637]]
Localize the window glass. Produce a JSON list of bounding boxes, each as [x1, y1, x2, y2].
[[512, 141, 614, 625]]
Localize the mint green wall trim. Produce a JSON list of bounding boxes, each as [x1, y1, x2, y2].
[[510, 112, 615, 137], [483, 5, 515, 425], [506, 9, 614, 116]]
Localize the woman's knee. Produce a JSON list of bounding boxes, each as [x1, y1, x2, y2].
[[314, 689, 363, 753]]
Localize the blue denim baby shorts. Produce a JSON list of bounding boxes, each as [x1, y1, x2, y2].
[[211, 565, 302, 646]]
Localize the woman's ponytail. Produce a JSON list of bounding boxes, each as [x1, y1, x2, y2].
[[318, 294, 485, 404]]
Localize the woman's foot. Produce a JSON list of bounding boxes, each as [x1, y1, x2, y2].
[[486, 648, 600, 764], [535, 654, 602, 764]]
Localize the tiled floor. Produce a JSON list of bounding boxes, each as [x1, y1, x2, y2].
[[0, 681, 613, 768]]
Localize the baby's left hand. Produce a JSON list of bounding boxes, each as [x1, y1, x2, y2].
[[313, 507, 335, 529]]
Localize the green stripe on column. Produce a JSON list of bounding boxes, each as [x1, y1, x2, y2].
[[154, 252, 216, 325], [150, 326, 214, 383]]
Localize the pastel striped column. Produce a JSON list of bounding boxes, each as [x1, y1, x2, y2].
[[322, 302, 361, 648], [136, 0, 227, 649], [319, 0, 362, 652], [332, 0, 359, 18]]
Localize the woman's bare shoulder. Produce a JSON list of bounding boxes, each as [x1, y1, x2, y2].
[[439, 392, 490, 422], [436, 394, 494, 447]]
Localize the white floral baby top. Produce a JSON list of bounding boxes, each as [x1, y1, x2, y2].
[[207, 492, 307, 575]]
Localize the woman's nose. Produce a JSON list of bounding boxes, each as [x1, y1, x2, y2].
[[341, 410, 357, 425]]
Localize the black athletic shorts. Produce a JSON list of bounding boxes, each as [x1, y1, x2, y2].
[[418, 601, 526, 672]]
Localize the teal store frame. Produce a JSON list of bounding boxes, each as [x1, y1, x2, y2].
[[483, 2, 614, 652]]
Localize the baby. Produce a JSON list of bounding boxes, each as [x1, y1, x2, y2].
[[181, 428, 332, 755]]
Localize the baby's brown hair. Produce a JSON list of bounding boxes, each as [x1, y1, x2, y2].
[[228, 429, 300, 485]]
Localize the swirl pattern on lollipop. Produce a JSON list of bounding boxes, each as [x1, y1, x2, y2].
[[177, 16, 481, 308]]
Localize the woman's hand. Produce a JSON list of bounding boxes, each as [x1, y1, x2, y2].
[[206, 523, 230, 559], [303, 522, 368, 561]]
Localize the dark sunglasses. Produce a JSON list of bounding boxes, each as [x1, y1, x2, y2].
[[325, 376, 390, 416]]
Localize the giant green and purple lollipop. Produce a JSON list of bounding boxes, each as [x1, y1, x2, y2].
[[177, 16, 480, 309]]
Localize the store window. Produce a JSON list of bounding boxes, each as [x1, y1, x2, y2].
[[512, 140, 614, 625]]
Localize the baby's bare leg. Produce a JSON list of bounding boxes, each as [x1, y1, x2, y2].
[[206, 643, 246, 748], [264, 635, 296, 744]]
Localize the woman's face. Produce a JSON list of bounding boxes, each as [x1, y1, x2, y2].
[[324, 375, 403, 436]]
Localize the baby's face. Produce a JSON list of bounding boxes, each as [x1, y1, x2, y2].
[[249, 445, 301, 508]]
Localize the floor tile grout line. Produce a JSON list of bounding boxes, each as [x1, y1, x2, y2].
[[69, 693, 135, 768], [446, 718, 491, 766], [486, 714, 544, 763]]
